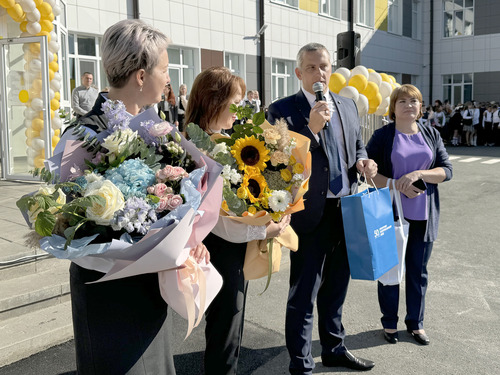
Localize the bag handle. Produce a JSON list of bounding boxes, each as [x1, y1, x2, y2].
[[387, 178, 405, 226]]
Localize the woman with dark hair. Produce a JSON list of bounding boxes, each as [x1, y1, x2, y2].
[[366, 84, 452, 346], [186, 66, 291, 375], [158, 83, 179, 127]]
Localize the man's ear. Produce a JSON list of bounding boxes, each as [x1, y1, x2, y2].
[[295, 67, 302, 81]]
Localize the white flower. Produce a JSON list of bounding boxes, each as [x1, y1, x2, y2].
[[84, 180, 125, 226], [292, 173, 304, 183], [221, 164, 242, 185], [210, 143, 229, 157], [268, 190, 292, 212], [102, 128, 138, 155], [85, 172, 104, 184]]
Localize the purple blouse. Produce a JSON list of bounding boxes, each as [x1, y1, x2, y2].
[[391, 129, 433, 220]]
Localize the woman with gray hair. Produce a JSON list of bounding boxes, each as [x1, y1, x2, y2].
[[68, 19, 208, 374]]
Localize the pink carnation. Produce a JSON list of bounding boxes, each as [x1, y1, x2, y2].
[[149, 121, 173, 137], [156, 165, 175, 182], [171, 166, 188, 181], [153, 183, 168, 197], [147, 186, 155, 194], [167, 194, 183, 210], [156, 196, 171, 212]]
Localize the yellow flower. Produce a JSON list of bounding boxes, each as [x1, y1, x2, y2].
[[289, 155, 297, 165], [263, 128, 281, 145], [231, 135, 270, 172], [292, 163, 304, 174], [281, 169, 292, 182], [241, 170, 269, 204], [247, 206, 257, 215], [237, 186, 248, 199], [271, 212, 282, 222], [221, 200, 229, 211], [270, 150, 289, 166]]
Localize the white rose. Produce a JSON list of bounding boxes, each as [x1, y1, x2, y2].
[[84, 180, 125, 226], [102, 128, 138, 155]]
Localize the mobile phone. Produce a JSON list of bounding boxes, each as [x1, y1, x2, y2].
[[412, 178, 427, 191]]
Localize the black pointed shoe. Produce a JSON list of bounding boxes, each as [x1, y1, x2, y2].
[[322, 350, 375, 371], [383, 330, 399, 344], [407, 328, 430, 345]]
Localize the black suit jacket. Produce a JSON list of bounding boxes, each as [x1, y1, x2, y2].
[[268, 89, 367, 234]]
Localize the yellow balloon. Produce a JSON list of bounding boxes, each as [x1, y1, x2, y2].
[[50, 98, 60, 111], [47, 13, 54, 22], [54, 91, 60, 101], [50, 109, 55, 119], [20, 21, 28, 32], [38, 30, 51, 43], [26, 137, 33, 147], [29, 43, 41, 54], [25, 128, 40, 138], [49, 69, 55, 81], [38, 2, 52, 17], [368, 106, 377, 115], [34, 0, 43, 6], [361, 81, 379, 100], [7, 4, 24, 22], [0, 0, 15, 9], [348, 74, 368, 93], [54, 129, 60, 136], [38, 110, 44, 120], [53, 53, 58, 62], [367, 68, 375, 73], [388, 75, 397, 84], [34, 156, 45, 168], [32, 118, 44, 131], [368, 93, 383, 110], [19, 90, 30, 103], [41, 19, 54, 33], [52, 136, 60, 147], [328, 73, 346, 94], [380, 73, 391, 83], [49, 60, 58, 72], [32, 78, 42, 92]]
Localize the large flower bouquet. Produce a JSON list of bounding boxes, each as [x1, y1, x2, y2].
[[16, 100, 224, 336], [187, 105, 311, 291]]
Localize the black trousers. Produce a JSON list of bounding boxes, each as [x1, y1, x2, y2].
[[70, 263, 176, 375], [203, 233, 248, 375]]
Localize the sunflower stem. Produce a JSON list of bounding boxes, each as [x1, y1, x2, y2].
[[259, 238, 274, 295]]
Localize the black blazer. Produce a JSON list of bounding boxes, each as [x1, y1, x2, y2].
[[268, 89, 368, 234]]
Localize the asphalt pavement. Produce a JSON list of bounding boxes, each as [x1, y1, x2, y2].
[[1, 145, 499, 375]]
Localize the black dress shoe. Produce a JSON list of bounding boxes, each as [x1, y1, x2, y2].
[[322, 350, 375, 371], [383, 330, 399, 344], [407, 328, 430, 345]]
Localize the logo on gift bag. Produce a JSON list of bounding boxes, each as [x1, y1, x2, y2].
[[374, 224, 393, 238]]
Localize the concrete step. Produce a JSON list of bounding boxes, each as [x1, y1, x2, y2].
[[0, 301, 73, 367], [0, 262, 70, 322]]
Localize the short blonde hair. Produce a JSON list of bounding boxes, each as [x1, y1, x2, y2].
[[388, 84, 423, 121], [101, 19, 170, 88]]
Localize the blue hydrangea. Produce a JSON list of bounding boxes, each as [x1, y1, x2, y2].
[[105, 159, 156, 199], [112, 196, 157, 235]]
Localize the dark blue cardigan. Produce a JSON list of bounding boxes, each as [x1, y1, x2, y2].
[[365, 122, 453, 242]]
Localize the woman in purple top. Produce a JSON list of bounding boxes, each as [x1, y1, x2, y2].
[[366, 85, 453, 346]]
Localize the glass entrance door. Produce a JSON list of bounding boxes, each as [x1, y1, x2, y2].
[[0, 36, 51, 180]]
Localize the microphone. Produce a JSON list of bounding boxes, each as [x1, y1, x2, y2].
[[313, 81, 329, 128]]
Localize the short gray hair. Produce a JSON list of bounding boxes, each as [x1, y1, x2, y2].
[[296, 43, 331, 69], [101, 19, 170, 88]]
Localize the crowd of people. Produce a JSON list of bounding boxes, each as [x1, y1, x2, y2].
[[420, 99, 500, 147], [62, 19, 455, 375]]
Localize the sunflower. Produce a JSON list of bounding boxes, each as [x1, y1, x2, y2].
[[231, 135, 270, 172], [241, 170, 269, 204]]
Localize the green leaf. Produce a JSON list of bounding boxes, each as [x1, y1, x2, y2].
[[186, 123, 215, 151], [229, 104, 238, 113], [223, 186, 247, 216], [252, 125, 264, 134], [159, 110, 166, 120], [16, 195, 34, 212], [34, 210, 57, 237], [63, 220, 87, 249], [252, 111, 265, 126]]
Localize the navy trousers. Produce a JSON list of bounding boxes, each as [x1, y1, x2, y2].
[[203, 232, 249, 375], [286, 199, 351, 375], [378, 219, 434, 330]]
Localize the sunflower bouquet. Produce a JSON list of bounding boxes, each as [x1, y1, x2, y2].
[[187, 105, 311, 288]]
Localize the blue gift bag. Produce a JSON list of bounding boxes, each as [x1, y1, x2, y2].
[[340, 187, 398, 280]]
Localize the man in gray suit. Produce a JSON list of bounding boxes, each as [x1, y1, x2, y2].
[[267, 43, 377, 374]]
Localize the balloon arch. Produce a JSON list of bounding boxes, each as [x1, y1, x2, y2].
[[1, 0, 62, 168]]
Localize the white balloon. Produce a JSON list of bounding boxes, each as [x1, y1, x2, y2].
[[351, 65, 369, 79], [368, 72, 382, 87], [24, 119, 33, 128], [46, 0, 56, 7], [375, 105, 389, 116], [381, 97, 390, 108], [27, 157, 35, 167], [24, 107, 38, 120], [338, 86, 359, 103], [32, 138, 45, 151], [50, 79, 61, 91], [52, 4, 61, 16], [48, 41, 59, 53], [379, 81, 393, 99], [51, 116, 62, 129], [356, 94, 369, 117], [22, 43, 31, 53], [335, 67, 351, 82], [31, 98, 44, 111], [49, 89, 55, 99], [47, 51, 54, 62], [50, 31, 58, 43], [20, 32, 32, 38], [21, 0, 36, 13], [53, 72, 61, 81], [29, 59, 42, 71], [26, 22, 42, 35], [26, 9, 41, 23], [27, 147, 38, 159]]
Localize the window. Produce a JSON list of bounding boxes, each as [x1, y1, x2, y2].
[[442, 74, 473, 105], [225, 53, 245, 78], [319, 0, 341, 18], [443, 0, 474, 38], [388, 0, 402, 35], [271, 59, 297, 102], [167, 47, 196, 96], [68, 33, 103, 95], [412, 0, 422, 39], [271, 0, 298, 8], [357, 0, 374, 27]]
